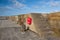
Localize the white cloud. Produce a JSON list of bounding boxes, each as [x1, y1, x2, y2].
[[38, 0, 60, 7], [45, 1, 60, 7], [50, 1, 60, 7], [32, 6, 40, 9], [10, 0, 26, 9], [0, 7, 11, 12], [50, 10, 60, 13]]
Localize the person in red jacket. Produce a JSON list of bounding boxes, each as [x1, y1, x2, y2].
[[20, 15, 32, 32], [27, 17, 32, 25], [26, 16, 32, 30]]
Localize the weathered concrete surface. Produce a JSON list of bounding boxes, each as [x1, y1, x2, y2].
[[0, 20, 42, 40], [0, 27, 41, 40], [0, 20, 20, 28]]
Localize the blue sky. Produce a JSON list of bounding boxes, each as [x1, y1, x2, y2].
[[0, 0, 60, 16]]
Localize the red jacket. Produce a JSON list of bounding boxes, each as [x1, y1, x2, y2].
[[27, 17, 32, 25]]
